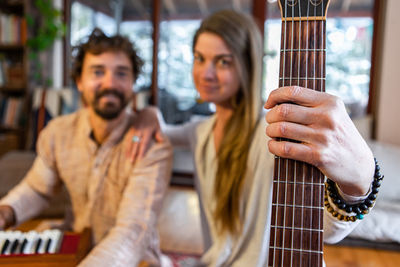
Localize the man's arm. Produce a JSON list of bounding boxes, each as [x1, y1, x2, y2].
[[0, 122, 62, 226], [79, 139, 173, 267]]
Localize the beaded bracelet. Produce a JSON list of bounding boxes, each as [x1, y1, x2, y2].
[[324, 158, 384, 221]]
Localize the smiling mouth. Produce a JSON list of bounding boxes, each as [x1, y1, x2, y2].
[[199, 84, 218, 91]]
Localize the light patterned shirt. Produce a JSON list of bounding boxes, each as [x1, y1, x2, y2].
[[0, 108, 173, 266]]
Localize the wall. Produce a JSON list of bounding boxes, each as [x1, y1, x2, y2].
[[376, 0, 400, 146]]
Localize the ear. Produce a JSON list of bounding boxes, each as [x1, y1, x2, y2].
[[76, 77, 83, 93]]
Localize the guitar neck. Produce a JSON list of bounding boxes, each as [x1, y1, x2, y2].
[[269, 1, 330, 266]]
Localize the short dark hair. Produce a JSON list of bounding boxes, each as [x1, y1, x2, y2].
[[71, 28, 143, 82]]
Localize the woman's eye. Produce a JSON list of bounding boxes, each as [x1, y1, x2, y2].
[[194, 55, 203, 62], [217, 58, 232, 67]]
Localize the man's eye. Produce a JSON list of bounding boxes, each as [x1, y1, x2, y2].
[[94, 70, 104, 76], [116, 71, 128, 77]]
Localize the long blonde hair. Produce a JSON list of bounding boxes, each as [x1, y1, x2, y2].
[[193, 10, 263, 235]]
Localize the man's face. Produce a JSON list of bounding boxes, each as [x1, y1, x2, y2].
[[76, 51, 134, 120]]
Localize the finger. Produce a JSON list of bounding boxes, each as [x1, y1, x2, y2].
[[125, 128, 135, 157], [130, 142, 140, 163], [267, 139, 316, 166], [266, 122, 316, 144], [265, 103, 316, 125], [129, 132, 141, 163], [137, 132, 151, 160], [264, 86, 327, 109], [155, 130, 165, 143]]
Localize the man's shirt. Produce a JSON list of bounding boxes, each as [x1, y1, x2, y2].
[[0, 108, 173, 266]]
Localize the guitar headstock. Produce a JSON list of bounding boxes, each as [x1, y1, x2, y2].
[[278, 0, 330, 20]]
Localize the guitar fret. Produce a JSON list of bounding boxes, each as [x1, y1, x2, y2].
[[280, 77, 326, 80], [272, 203, 324, 210], [281, 48, 326, 52], [270, 225, 323, 232], [268, 246, 324, 255], [273, 180, 325, 186]]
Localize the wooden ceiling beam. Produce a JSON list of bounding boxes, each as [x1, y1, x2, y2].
[[163, 0, 177, 15], [233, 0, 242, 11], [196, 0, 208, 16]]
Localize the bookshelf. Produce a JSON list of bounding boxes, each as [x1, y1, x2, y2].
[[0, 0, 29, 157]]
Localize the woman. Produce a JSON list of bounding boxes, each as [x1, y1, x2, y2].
[[129, 10, 376, 266]]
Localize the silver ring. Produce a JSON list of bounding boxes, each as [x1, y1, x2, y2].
[[132, 135, 141, 143]]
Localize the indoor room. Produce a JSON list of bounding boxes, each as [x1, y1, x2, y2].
[[0, 0, 399, 266]]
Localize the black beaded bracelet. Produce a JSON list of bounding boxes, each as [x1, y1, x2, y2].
[[324, 158, 383, 221]]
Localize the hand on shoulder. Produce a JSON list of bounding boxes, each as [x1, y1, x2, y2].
[[125, 106, 165, 163]]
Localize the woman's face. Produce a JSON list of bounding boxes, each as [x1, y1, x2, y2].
[[192, 32, 241, 108]]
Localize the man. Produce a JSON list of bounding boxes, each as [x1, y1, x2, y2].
[[0, 29, 172, 266]]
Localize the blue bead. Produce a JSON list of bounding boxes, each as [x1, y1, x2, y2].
[[356, 214, 364, 220]]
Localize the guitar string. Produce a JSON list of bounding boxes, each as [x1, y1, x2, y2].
[[301, 1, 311, 265], [289, 1, 299, 266], [292, 1, 302, 266], [309, 1, 317, 265], [272, 1, 288, 265], [318, 2, 325, 266], [279, 1, 288, 265]]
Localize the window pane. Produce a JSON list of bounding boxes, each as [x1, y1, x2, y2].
[[264, 0, 374, 118], [70, 2, 95, 45], [120, 21, 153, 91]]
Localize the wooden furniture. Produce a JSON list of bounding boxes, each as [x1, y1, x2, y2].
[[0, 228, 91, 267], [0, 0, 29, 157]]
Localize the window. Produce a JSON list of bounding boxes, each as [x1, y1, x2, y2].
[[264, 0, 375, 118]]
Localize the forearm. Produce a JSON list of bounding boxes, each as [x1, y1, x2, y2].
[[78, 226, 146, 267], [0, 181, 50, 225]]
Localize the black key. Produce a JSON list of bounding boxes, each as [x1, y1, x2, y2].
[[20, 239, 28, 254], [44, 238, 52, 253], [1, 239, 10, 255], [34, 238, 42, 254], [10, 239, 19, 254]]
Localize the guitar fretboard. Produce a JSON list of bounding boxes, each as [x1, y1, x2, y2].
[[268, 1, 328, 265]]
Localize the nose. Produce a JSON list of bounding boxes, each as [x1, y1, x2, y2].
[[201, 62, 217, 80], [102, 71, 118, 88]]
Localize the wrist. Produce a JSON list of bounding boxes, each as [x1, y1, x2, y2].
[[325, 158, 383, 221]]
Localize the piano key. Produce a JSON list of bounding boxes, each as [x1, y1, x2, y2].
[[44, 238, 52, 253], [48, 230, 63, 254], [34, 238, 42, 254], [0, 232, 7, 255], [19, 238, 28, 254], [0, 239, 9, 255], [13, 233, 25, 255], [2, 232, 17, 255], [24, 231, 39, 254]]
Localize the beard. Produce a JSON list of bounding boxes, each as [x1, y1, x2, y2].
[[91, 89, 130, 120]]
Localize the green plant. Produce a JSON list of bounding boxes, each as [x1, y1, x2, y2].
[[26, 0, 66, 87]]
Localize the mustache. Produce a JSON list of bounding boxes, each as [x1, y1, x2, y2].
[[94, 89, 124, 102]]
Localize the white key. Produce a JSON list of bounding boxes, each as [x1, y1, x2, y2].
[[2, 231, 18, 255], [48, 230, 63, 254], [23, 231, 39, 254]]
